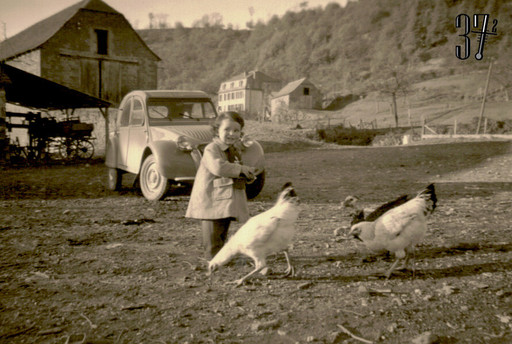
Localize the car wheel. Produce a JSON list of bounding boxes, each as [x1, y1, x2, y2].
[[246, 170, 265, 200], [108, 168, 123, 191], [140, 154, 169, 201]]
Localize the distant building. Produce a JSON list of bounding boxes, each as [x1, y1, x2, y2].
[[217, 71, 281, 119], [0, 0, 160, 106], [270, 78, 322, 120]]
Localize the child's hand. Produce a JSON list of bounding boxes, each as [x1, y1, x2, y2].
[[240, 165, 256, 180]]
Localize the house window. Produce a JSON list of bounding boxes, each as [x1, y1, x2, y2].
[[95, 29, 108, 55], [239, 81, 243, 87], [303, 87, 310, 96], [230, 82, 234, 88]]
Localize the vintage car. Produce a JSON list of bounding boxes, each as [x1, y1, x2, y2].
[[105, 90, 265, 201]]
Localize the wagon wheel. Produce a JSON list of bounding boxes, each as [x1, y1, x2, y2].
[[58, 139, 78, 160], [75, 140, 95, 160], [47, 139, 65, 161]]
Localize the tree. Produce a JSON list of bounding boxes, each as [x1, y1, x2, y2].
[[370, 64, 412, 128], [192, 13, 224, 28]]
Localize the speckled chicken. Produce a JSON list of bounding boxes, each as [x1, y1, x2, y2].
[[343, 194, 412, 226], [207, 182, 300, 286], [348, 184, 437, 278]]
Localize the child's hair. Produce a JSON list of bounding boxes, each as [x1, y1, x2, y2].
[[211, 111, 245, 136]]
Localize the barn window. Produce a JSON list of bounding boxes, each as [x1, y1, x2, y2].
[[95, 29, 108, 55], [303, 87, 310, 96]]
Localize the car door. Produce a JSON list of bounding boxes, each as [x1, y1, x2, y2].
[[126, 96, 148, 173], [116, 97, 132, 168]]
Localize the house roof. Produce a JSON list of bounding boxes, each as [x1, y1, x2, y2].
[[0, 0, 160, 61], [223, 70, 279, 83], [272, 77, 313, 98], [1, 63, 111, 110]]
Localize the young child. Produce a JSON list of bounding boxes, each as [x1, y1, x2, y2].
[[186, 111, 256, 259]]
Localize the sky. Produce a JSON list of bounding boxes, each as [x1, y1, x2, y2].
[[0, 0, 349, 38]]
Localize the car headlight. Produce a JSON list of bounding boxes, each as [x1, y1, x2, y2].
[[177, 136, 194, 151], [241, 135, 254, 148]]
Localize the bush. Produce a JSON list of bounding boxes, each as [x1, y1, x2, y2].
[[308, 124, 402, 146], [372, 132, 403, 146]]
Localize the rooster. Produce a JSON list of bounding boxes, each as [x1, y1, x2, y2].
[[348, 184, 437, 279], [207, 182, 300, 286]]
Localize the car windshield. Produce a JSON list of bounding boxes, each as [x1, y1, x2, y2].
[[147, 98, 217, 125]]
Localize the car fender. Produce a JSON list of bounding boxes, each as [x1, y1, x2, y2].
[[241, 140, 265, 173], [149, 140, 197, 180]]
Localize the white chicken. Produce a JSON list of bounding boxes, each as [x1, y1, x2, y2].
[[348, 184, 437, 279], [207, 182, 300, 286]]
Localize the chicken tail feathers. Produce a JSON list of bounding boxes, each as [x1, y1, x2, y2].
[[417, 183, 437, 214], [364, 194, 411, 222]]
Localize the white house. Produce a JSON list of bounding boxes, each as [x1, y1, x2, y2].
[[217, 70, 281, 119]]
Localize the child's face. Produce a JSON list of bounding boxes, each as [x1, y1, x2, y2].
[[218, 118, 241, 145]]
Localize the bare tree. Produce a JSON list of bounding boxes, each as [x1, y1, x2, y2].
[[155, 13, 169, 29], [148, 13, 155, 29], [192, 13, 224, 28], [370, 64, 412, 128]]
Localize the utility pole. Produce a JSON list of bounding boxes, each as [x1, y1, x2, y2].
[[476, 60, 493, 134]]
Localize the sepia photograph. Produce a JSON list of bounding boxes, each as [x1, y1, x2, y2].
[[0, 0, 511, 343]]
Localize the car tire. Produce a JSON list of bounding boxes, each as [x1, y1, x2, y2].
[[246, 170, 265, 200], [140, 154, 169, 201], [108, 168, 123, 191]]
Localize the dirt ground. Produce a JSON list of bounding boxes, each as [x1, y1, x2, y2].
[[0, 140, 511, 344]]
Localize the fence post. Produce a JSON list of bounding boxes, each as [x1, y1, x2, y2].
[[484, 117, 488, 134], [421, 116, 425, 138], [454, 119, 457, 135]]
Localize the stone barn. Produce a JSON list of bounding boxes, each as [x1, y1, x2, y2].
[[0, 0, 161, 157], [0, 0, 160, 106], [270, 78, 322, 122]]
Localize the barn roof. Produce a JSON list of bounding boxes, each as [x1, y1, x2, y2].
[[272, 77, 312, 98], [1, 63, 111, 110], [0, 0, 160, 61]]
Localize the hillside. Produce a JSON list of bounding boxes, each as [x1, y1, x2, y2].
[[137, 0, 512, 129]]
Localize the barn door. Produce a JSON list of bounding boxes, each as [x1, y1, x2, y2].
[[101, 60, 121, 104], [80, 60, 99, 97]]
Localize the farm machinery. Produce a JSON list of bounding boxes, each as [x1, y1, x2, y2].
[[6, 111, 95, 165]]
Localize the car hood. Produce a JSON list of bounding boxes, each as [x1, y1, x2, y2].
[[150, 125, 213, 144]]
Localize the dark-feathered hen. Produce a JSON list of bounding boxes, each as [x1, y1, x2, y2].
[[348, 184, 437, 279], [343, 194, 412, 226]]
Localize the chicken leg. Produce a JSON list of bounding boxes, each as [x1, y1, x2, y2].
[[281, 250, 295, 277], [385, 249, 407, 279], [226, 259, 267, 287]]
